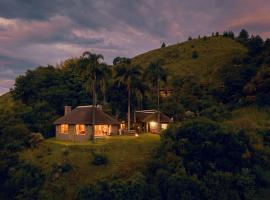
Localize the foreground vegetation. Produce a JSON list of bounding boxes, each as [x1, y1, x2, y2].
[[75, 120, 270, 200], [20, 134, 160, 199]]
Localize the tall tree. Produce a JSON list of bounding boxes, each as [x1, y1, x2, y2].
[[144, 60, 167, 133], [114, 58, 142, 132], [135, 81, 148, 110], [96, 63, 112, 105], [81, 51, 104, 140], [238, 29, 249, 42], [144, 61, 167, 89]]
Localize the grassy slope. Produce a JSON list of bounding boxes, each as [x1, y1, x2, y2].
[[0, 92, 14, 111], [224, 106, 270, 132], [133, 36, 247, 85], [20, 134, 160, 199]]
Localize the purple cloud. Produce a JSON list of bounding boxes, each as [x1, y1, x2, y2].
[[0, 0, 270, 95]]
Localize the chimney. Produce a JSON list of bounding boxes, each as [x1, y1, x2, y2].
[[64, 106, 71, 115]]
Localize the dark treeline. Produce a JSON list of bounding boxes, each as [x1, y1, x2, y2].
[[1, 29, 270, 199]]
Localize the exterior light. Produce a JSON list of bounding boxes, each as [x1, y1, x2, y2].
[[149, 121, 157, 128]]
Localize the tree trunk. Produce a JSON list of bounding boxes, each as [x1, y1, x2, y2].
[[157, 74, 160, 133], [140, 93, 143, 110], [102, 79, 106, 105], [128, 87, 131, 132], [91, 76, 96, 141]]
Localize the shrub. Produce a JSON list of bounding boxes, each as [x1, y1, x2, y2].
[[50, 162, 73, 181], [200, 104, 231, 121], [28, 132, 44, 149], [192, 51, 199, 59], [61, 163, 73, 172], [91, 151, 108, 166], [75, 173, 151, 200], [4, 163, 44, 199], [161, 42, 166, 48], [147, 119, 270, 199], [62, 148, 69, 157]]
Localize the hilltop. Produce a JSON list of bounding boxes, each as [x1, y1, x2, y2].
[[133, 36, 247, 85]]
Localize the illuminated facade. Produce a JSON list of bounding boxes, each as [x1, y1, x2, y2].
[[54, 105, 120, 142], [134, 110, 173, 133]]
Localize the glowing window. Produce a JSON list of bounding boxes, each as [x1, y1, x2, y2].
[[94, 125, 109, 136], [60, 124, 68, 134], [76, 124, 86, 135], [161, 123, 168, 130]]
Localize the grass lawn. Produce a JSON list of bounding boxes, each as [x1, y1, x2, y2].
[[20, 134, 160, 199]]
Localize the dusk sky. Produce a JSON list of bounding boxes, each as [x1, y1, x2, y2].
[[0, 0, 270, 95]]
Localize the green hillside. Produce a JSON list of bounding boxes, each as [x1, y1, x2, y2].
[[133, 36, 247, 85], [20, 134, 160, 199], [0, 92, 14, 111]]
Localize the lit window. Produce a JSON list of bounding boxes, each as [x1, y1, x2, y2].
[[76, 124, 86, 135], [60, 124, 68, 134], [161, 123, 168, 130], [94, 125, 109, 136]]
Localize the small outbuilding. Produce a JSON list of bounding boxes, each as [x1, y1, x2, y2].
[[134, 110, 173, 133], [54, 105, 120, 142]]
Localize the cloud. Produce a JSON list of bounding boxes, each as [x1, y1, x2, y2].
[[0, 79, 14, 95], [0, 55, 37, 78], [0, 0, 270, 94]]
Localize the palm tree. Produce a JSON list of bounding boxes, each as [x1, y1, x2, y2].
[[96, 63, 112, 105], [135, 81, 148, 110], [144, 60, 167, 89], [81, 51, 104, 140], [114, 58, 142, 132], [144, 60, 167, 133]]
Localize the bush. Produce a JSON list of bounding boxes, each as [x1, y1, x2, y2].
[[200, 104, 231, 121], [147, 119, 270, 199], [3, 162, 44, 199], [192, 51, 199, 59], [76, 173, 151, 200], [91, 151, 108, 166], [29, 132, 44, 148], [62, 147, 69, 157], [50, 162, 73, 181], [61, 163, 73, 172]]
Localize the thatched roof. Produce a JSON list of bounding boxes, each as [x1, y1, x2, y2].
[[54, 106, 120, 125], [135, 110, 172, 123]]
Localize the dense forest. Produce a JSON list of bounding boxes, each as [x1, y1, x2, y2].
[[1, 29, 270, 199]]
